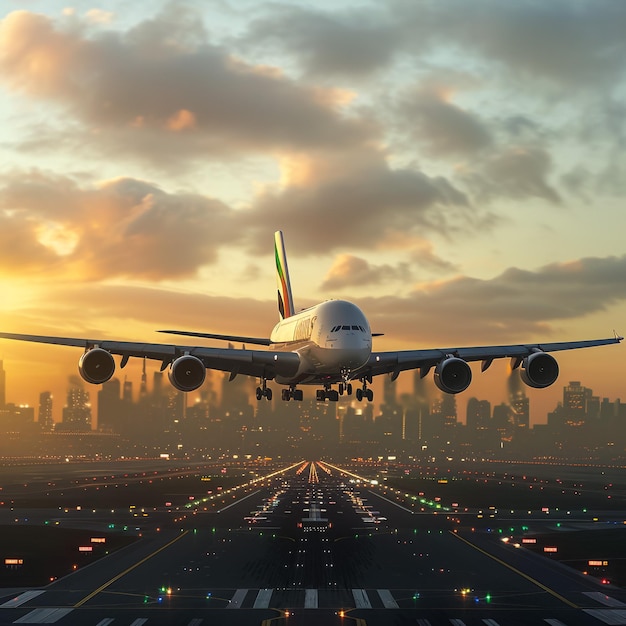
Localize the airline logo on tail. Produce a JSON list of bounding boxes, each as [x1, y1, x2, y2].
[[274, 230, 295, 320]]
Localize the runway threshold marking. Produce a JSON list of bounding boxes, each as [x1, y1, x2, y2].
[[73, 530, 189, 608], [0, 590, 45, 608], [14, 607, 73, 623], [450, 531, 579, 609], [353, 588, 371, 609], [583, 592, 626, 607], [583, 608, 626, 624], [304, 589, 318, 608], [227, 588, 248, 609]]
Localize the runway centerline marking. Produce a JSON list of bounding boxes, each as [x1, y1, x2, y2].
[[450, 531, 578, 609], [73, 530, 190, 608], [216, 489, 261, 513], [366, 490, 414, 514]]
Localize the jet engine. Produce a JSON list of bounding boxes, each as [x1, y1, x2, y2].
[[78, 348, 115, 385], [520, 351, 559, 388], [168, 355, 206, 392], [434, 356, 472, 394]]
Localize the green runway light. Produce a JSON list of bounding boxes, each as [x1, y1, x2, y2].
[[486, 593, 491, 603]]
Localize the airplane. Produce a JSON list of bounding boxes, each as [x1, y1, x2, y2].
[[0, 230, 622, 403]]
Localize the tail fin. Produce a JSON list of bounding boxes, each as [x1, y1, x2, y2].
[[274, 230, 295, 320]]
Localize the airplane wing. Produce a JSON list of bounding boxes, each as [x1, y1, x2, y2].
[[357, 336, 623, 380], [157, 329, 271, 346], [0, 332, 300, 380]]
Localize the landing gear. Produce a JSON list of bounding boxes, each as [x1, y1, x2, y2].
[[316, 385, 339, 402], [338, 382, 353, 396], [281, 387, 303, 402], [255, 380, 273, 401], [356, 377, 373, 402]]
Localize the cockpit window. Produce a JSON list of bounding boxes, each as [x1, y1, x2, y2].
[[351, 326, 359, 330], [342, 325, 350, 330]]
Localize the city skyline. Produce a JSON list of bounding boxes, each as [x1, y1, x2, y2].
[[1, 1, 625, 413], [1, 357, 623, 433]]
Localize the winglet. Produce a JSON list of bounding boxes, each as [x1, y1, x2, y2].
[[275, 230, 295, 320]]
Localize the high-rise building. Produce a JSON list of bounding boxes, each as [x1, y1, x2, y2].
[[61, 377, 92, 431], [466, 397, 491, 430], [38, 391, 54, 431], [563, 381, 592, 425]]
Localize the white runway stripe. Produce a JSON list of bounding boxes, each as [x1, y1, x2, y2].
[[13, 608, 73, 623], [377, 589, 399, 609], [253, 589, 272, 609], [227, 588, 248, 609], [583, 609, 626, 625], [0, 591, 45, 608], [352, 589, 371, 609], [584, 592, 626, 608], [304, 589, 317, 608]]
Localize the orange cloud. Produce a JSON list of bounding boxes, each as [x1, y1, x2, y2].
[[166, 109, 197, 131]]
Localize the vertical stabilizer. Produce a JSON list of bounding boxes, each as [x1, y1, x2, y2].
[[275, 230, 295, 320]]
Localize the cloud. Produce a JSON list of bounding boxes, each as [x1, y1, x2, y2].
[[321, 254, 412, 291], [0, 172, 239, 280], [243, 1, 626, 90], [0, 9, 376, 166], [361, 255, 626, 345], [242, 5, 400, 77], [460, 146, 562, 204], [244, 148, 472, 255], [396, 84, 493, 157]]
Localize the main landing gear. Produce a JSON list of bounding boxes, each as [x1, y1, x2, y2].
[[356, 376, 374, 402], [255, 379, 272, 401], [316, 386, 339, 402], [282, 387, 303, 402], [315, 378, 374, 402]]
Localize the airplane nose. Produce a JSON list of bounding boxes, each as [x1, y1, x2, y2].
[[335, 336, 370, 368]]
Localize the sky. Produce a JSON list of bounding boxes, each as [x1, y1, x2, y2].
[[0, 0, 625, 425]]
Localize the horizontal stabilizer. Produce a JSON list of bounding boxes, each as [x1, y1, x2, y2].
[[157, 330, 271, 346]]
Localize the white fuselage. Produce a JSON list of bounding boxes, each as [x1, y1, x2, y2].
[[269, 300, 372, 384]]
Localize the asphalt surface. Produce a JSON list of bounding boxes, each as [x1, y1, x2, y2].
[[1, 460, 626, 625]]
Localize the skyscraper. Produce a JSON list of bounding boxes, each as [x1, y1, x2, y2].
[[61, 377, 92, 431], [38, 391, 54, 431]]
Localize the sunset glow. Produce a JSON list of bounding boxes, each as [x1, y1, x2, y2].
[[0, 1, 624, 424]]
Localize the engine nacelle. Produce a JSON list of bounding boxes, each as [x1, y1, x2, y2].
[[520, 351, 559, 388], [434, 356, 472, 394], [168, 355, 206, 392], [78, 348, 115, 385]]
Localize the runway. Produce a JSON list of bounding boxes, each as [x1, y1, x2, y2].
[[1, 460, 626, 625]]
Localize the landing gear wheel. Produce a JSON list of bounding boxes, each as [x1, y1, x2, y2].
[[265, 388, 273, 401], [366, 389, 374, 402], [256, 387, 263, 401], [282, 389, 291, 401], [328, 390, 339, 402], [356, 388, 363, 401], [316, 389, 326, 402], [347, 383, 353, 395], [294, 389, 303, 401]]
